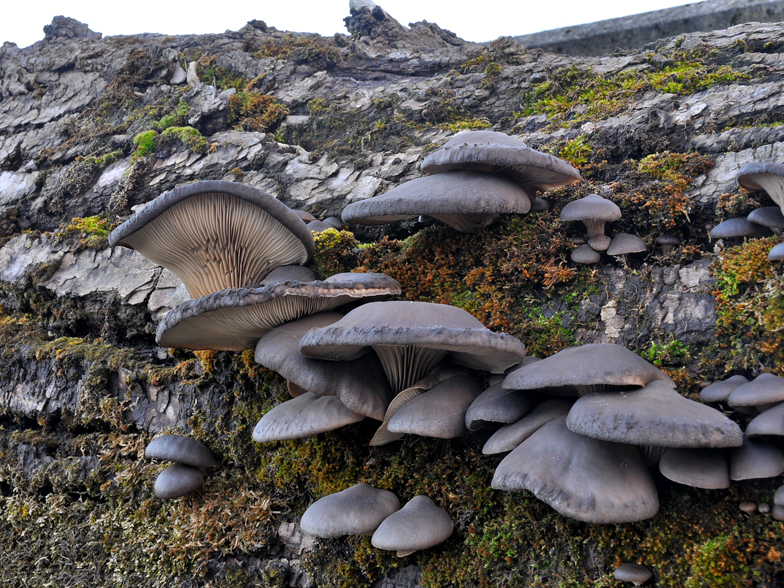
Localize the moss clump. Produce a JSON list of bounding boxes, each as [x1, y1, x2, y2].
[[152, 99, 190, 131], [228, 91, 289, 132], [310, 229, 360, 280], [132, 129, 158, 160], [132, 126, 210, 159], [57, 215, 118, 249], [254, 35, 342, 70]]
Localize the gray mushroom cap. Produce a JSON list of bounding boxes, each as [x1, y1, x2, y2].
[[323, 216, 345, 230], [770, 242, 784, 261], [145, 434, 218, 467], [570, 244, 601, 264], [747, 206, 784, 231], [502, 343, 675, 396], [729, 436, 784, 480], [775, 484, 784, 506], [736, 161, 784, 211], [607, 233, 647, 256], [300, 301, 527, 393], [341, 171, 532, 234], [727, 373, 784, 407], [465, 382, 533, 431], [482, 399, 572, 455], [710, 217, 772, 240], [262, 265, 316, 284], [307, 219, 336, 233], [699, 375, 749, 403], [614, 563, 652, 585], [566, 380, 743, 448], [371, 495, 454, 556], [254, 312, 393, 420], [252, 392, 364, 443], [386, 375, 483, 439], [154, 463, 205, 500], [420, 130, 581, 196], [560, 194, 621, 238], [491, 417, 659, 523], [587, 234, 611, 252], [292, 209, 316, 222], [658, 447, 730, 489], [300, 483, 401, 538], [156, 272, 401, 351], [108, 180, 315, 298], [745, 402, 784, 437]]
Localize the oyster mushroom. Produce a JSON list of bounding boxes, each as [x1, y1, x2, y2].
[[699, 375, 749, 404], [154, 463, 205, 500], [736, 162, 784, 213], [301, 483, 400, 538], [614, 563, 652, 586], [607, 233, 647, 256], [747, 206, 784, 235], [145, 434, 218, 468], [560, 194, 621, 241], [371, 495, 453, 557], [710, 217, 772, 240], [658, 447, 730, 489], [482, 398, 573, 455]]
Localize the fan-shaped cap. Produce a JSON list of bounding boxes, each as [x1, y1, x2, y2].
[[491, 417, 659, 523], [729, 436, 784, 480], [607, 233, 647, 256], [483, 398, 572, 455], [254, 312, 393, 420], [154, 463, 204, 499], [386, 375, 483, 439], [300, 483, 401, 538], [465, 382, 533, 431], [570, 244, 601, 264], [371, 495, 453, 557], [109, 180, 315, 298], [341, 171, 531, 233], [502, 343, 675, 396], [736, 162, 784, 210], [566, 381, 743, 448], [658, 447, 730, 489], [157, 272, 401, 351], [420, 131, 581, 196], [300, 301, 527, 392], [145, 434, 218, 467], [746, 402, 784, 437], [748, 206, 784, 231], [560, 194, 621, 238], [728, 373, 784, 407], [770, 242, 784, 261], [252, 392, 364, 443], [699, 375, 749, 403], [614, 563, 652, 586], [710, 217, 772, 240]]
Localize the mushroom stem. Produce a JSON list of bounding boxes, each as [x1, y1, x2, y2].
[[582, 220, 607, 239]]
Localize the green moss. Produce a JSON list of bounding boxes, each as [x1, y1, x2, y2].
[[132, 129, 158, 160], [158, 126, 210, 153], [228, 90, 289, 132], [152, 99, 190, 131]]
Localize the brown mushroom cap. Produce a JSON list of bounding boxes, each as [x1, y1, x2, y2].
[[566, 381, 743, 448], [386, 375, 483, 439], [560, 194, 621, 238], [157, 272, 401, 351], [728, 373, 784, 408], [482, 398, 572, 455], [491, 417, 659, 523], [736, 162, 784, 211], [252, 392, 364, 443], [729, 435, 784, 480], [300, 301, 527, 393], [341, 171, 532, 233], [420, 130, 581, 196], [607, 233, 647, 256], [614, 563, 652, 585], [502, 343, 675, 397], [464, 382, 533, 431], [109, 180, 315, 298], [699, 375, 749, 403], [710, 217, 772, 240], [145, 434, 218, 467], [154, 463, 205, 499], [658, 447, 730, 489], [300, 483, 401, 538], [255, 312, 393, 420], [746, 402, 784, 437], [371, 495, 453, 557]]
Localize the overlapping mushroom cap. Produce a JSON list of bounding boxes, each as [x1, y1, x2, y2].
[[371, 495, 454, 557], [301, 483, 401, 538], [420, 131, 581, 196], [710, 217, 772, 240], [154, 463, 205, 500], [737, 162, 784, 212], [659, 447, 730, 489], [341, 171, 532, 233], [109, 180, 315, 298], [299, 301, 527, 393], [145, 434, 218, 468], [156, 272, 400, 351], [727, 373, 784, 408]]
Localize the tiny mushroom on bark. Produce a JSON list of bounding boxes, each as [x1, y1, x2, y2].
[[307, 219, 337, 233], [371, 495, 454, 557], [300, 483, 401, 538], [145, 434, 218, 468], [109, 180, 315, 298], [614, 563, 653, 586], [736, 162, 784, 213], [656, 234, 680, 254], [571, 244, 601, 264], [154, 463, 205, 500], [770, 242, 784, 261], [560, 194, 621, 241]]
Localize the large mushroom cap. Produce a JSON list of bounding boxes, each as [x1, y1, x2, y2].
[[728, 373, 784, 407], [560, 194, 621, 238], [154, 463, 205, 500], [371, 495, 454, 557], [145, 434, 218, 467], [341, 171, 531, 233], [254, 312, 393, 420], [565, 380, 743, 448], [736, 162, 784, 210], [699, 375, 749, 403], [658, 447, 730, 489], [252, 392, 364, 443], [109, 180, 315, 298], [502, 343, 675, 396], [156, 272, 401, 351], [300, 301, 527, 392], [300, 483, 401, 538], [491, 417, 659, 523], [420, 130, 581, 195]]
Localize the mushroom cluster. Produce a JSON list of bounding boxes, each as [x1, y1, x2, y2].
[[342, 130, 581, 233], [145, 434, 218, 499]]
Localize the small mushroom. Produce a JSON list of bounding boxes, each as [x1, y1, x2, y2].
[[291, 209, 316, 222], [699, 375, 749, 403], [323, 216, 345, 230], [656, 234, 680, 255], [614, 563, 653, 586], [759, 503, 771, 514], [747, 206, 784, 235], [658, 447, 730, 489], [729, 436, 784, 480], [746, 402, 784, 437], [560, 193, 621, 240], [727, 373, 784, 409], [482, 398, 572, 455], [371, 495, 453, 557], [570, 244, 601, 264], [770, 242, 784, 261], [775, 484, 784, 506], [145, 434, 218, 468], [154, 463, 204, 499], [307, 219, 337, 233], [739, 501, 757, 514], [300, 483, 401, 538], [606, 233, 647, 256], [710, 217, 772, 240], [464, 382, 533, 431], [587, 234, 611, 252]]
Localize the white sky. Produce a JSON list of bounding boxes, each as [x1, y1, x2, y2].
[[2, 0, 698, 48]]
